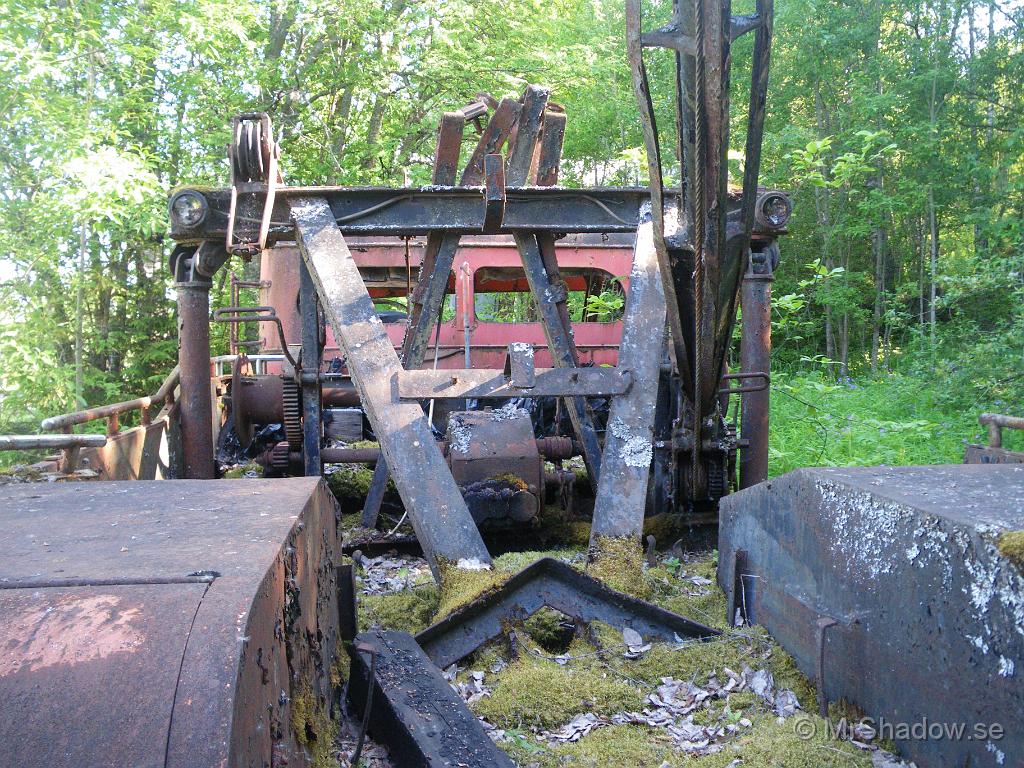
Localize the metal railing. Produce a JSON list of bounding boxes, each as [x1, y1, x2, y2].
[[979, 413, 1024, 449]]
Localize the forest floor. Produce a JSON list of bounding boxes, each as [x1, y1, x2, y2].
[[339, 512, 916, 768]]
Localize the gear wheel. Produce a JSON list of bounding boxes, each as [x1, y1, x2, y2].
[[281, 376, 302, 451]]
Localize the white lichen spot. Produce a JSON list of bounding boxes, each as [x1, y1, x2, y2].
[[986, 741, 1005, 765], [968, 634, 990, 654], [448, 416, 471, 454], [491, 402, 529, 423], [608, 418, 653, 469], [508, 342, 534, 359], [456, 557, 491, 571], [998, 655, 1015, 678], [906, 543, 920, 561]]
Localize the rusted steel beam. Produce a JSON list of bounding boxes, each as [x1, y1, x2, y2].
[[980, 412, 1024, 448], [460, 96, 521, 185], [290, 196, 490, 574], [505, 84, 549, 186], [299, 259, 322, 475], [397, 366, 632, 400], [738, 244, 774, 489], [370, 104, 470, 529], [515, 233, 604, 488], [625, 0, 693, 390], [504, 86, 604, 490], [432, 111, 466, 185], [535, 110, 567, 187], [589, 208, 666, 541]]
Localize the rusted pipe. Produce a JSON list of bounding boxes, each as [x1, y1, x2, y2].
[[0, 434, 107, 451], [177, 279, 216, 479], [40, 366, 181, 432], [739, 245, 774, 489]]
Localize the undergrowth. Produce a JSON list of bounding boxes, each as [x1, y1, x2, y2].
[[767, 370, 1024, 475]]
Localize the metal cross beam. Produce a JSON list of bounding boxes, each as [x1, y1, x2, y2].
[[169, 185, 659, 244], [289, 195, 491, 575]]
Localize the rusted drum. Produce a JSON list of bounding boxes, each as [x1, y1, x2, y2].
[[0, 478, 342, 768]]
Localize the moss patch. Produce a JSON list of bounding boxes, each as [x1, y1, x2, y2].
[[997, 530, 1024, 568], [524, 606, 575, 653], [506, 724, 675, 767], [473, 657, 644, 730], [588, 535, 651, 598], [222, 461, 262, 478], [290, 683, 339, 768], [435, 559, 510, 620], [361, 586, 439, 634]]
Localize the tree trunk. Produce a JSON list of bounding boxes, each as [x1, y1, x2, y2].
[[928, 184, 939, 344]]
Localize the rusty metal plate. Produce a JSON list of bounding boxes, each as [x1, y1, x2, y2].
[[0, 583, 206, 768], [0, 478, 333, 585]]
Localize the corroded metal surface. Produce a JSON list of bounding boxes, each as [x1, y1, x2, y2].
[[589, 207, 666, 540], [719, 465, 1024, 768], [291, 195, 491, 573], [0, 478, 342, 768], [349, 629, 516, 768]]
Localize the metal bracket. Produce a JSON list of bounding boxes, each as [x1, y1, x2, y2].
[[503, 343, 536, 389], [482, 153, 505, 233]]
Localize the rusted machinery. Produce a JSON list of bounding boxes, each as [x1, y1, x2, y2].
[[166, 9, 788, 552]]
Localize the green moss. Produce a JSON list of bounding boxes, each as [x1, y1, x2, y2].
[[524, 606, 574, 652], [642, 513, 684, 545], [222, 461, 262, 478], [588, 535, 650, 598], [474, 656, 644, 730], [290, 683, 339, 768], [325, 465, 374, 505], [567, 520, 593, 546], [492, 472, 530, 491], [701, 713, 872, 767], [435, 559, 510, 620], [997, 530, 1024, 568], [360, 586, 439, 634], [492, 549, 582, 573], [503, 724, 675, 767], [330, 639, 348, 689]]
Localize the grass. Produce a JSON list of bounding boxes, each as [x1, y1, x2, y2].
[[767, 370, 1023, 475]]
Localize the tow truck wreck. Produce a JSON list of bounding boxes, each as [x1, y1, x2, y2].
[[2, 0, 1021, 766]]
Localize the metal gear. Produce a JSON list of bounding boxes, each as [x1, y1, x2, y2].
[[281, 376, 303, 451]]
